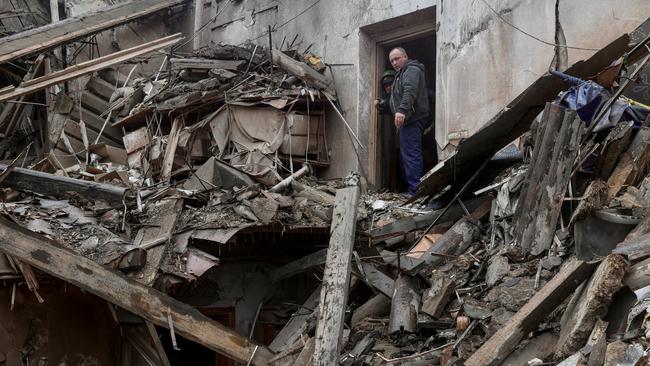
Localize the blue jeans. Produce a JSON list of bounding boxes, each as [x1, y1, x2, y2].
[[399, 118, 427, 195]]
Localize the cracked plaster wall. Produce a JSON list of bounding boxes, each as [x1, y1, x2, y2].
[[436, 0, 650, 159]]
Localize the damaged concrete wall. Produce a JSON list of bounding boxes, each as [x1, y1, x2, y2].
[[436, 0, 650, 159], [198, 0, 434, 179], [0, 279, 120, 365]]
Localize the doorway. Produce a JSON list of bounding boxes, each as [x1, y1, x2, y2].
[[376, 35, 436, 191], [362, 7, 437, 192]]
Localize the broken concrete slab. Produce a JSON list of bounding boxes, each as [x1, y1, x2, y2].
[[502, 332, 557, 366], [486, 255, 509, 286], [555, 254, 628, 359]]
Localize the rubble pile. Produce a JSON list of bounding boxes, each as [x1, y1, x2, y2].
[[2, 2, 650, 365]]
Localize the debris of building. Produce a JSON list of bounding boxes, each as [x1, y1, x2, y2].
[[3, 1, 650, 365]]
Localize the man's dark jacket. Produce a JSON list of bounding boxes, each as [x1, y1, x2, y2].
[[389, 59, 430, 122]]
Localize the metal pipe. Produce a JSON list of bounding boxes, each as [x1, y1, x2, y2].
[[269, 163, 312, 192]]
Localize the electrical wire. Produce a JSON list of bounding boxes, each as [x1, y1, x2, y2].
[[249, 0, 321, 42], [173, 0, 235, 51], [477, 0, 599, 51]]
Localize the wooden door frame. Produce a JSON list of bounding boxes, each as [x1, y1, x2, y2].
[[366, 22, 436, 187]]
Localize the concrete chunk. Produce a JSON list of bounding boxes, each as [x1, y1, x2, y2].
[[555, 254, 628, 359]]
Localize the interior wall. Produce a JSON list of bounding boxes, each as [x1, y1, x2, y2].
[[0, 278, 120, 365]]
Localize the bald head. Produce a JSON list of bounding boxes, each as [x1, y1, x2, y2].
[[389, 47, 408, 71]]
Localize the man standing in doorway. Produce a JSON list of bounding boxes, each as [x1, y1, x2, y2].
[[388, 47, 430, 196]]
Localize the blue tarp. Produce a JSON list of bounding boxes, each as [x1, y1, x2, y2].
[[551, 70, 649, 132]]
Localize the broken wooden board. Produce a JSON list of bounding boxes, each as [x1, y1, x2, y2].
[[464, 258, 597, 366], [593, 121, 634, 180], [607, 126, 650, 201], [160, 118, 183, 181], [269, 286, 320, 353], [555, 254, 627, 359], [354, 262, 395, 298], [502, 332, 558, 366], [272, 50, 334, 94], [0, 163, 127, 204], [0, 34, 183, 102], [421, 273, 455, 319], [312, 186, 360, 366], [131, 199, 182, 286], [586, 319, 608, 366], [339, 333, 375, 366], [624, 256, 650, 291], [0, 0, 185, 65], [368, 196, 489, 242], [388, 274, 420, 334], [170, 58, 245, 71], [269, 248, 327, 283], [293, 337, 316, 366], [516, 104, 583, 255], [613, 232, 650, 262], [351, 294, 390, 326], [0, 219, 274, 365], [414, 199, 491, 272]]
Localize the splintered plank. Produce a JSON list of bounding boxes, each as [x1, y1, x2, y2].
[[0, 0, 185, 65], [269, 249, 327, 283], [0, 219, 274, 365], [269, 286, 320, 353], [465, 258, 597, 366], [0, 163, 126, 204], [312, 186, 360, 366], [555, 255, 627, 359], [515, 104, 583, 255], [0, 34, 183, 103], [606, 126, 650, 201], [131, 199, 182, 286]]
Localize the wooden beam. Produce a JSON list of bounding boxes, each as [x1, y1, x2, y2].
[[269, 286, 320, 353], [0, 34, 183, 103], [0, 163, 127, 204], [388, 274, 420, 334], [0, 0, 185, 65], [555, 255, 627, 359], [269, 248, 327, 283], [312, 186, 360, 366], [170, 58, 245, 71], [0, 219, 274, 365], [464, 258, 597, 366], [355, 262, 395, 298], [271, 50, 334, 93], [515, 104, 583, 255], [160, 117, 183, 181], [192, 0, 204, 51]]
